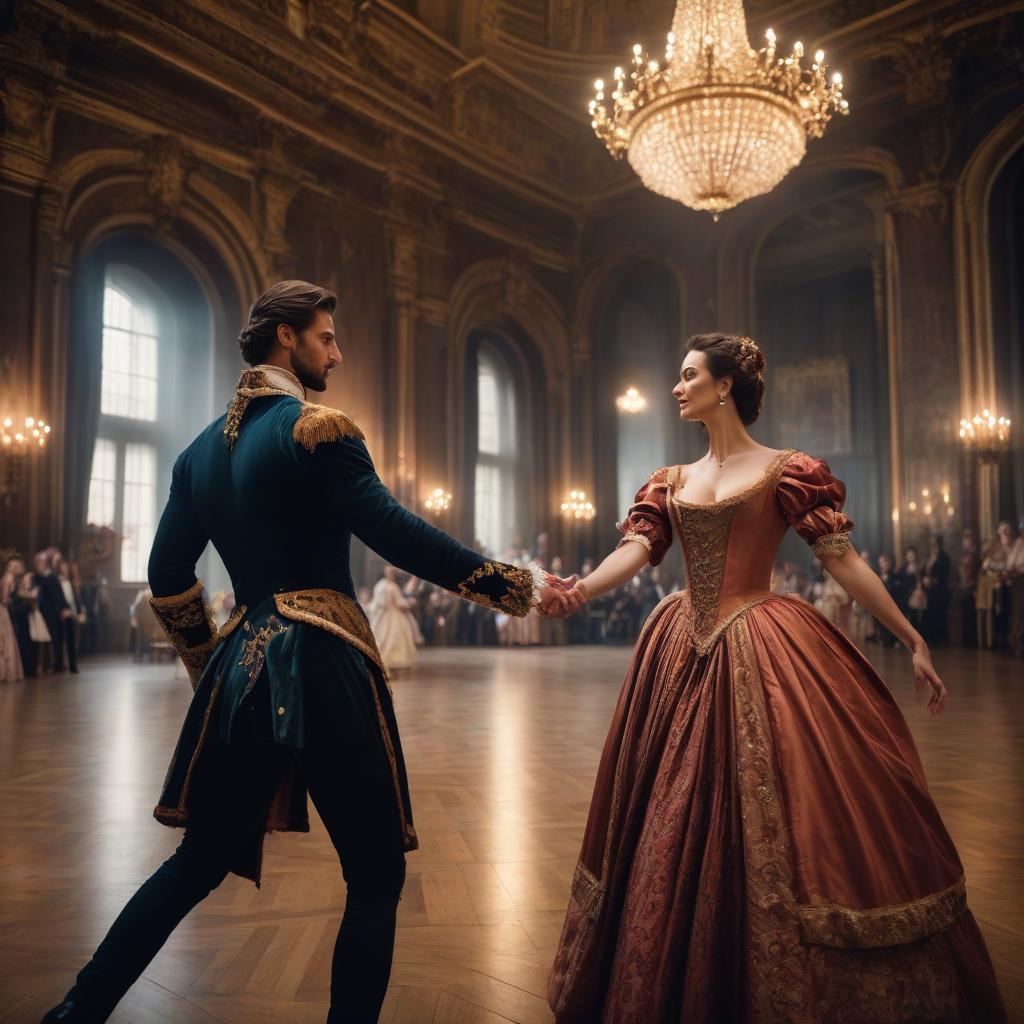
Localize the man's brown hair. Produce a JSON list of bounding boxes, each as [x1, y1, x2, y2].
[[238, 280, 337, 365]]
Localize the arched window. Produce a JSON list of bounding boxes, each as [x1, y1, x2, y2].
[[86, 268, 169, 582], [474, 344, 518, 555]]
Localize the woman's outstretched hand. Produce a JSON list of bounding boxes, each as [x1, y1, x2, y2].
[[912, 644, 947, 715]]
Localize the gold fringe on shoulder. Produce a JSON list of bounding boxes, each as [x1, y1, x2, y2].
[[293, 403, 365, 452]]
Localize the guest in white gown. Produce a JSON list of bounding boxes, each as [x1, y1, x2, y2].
[[368, 566, 423, 670]]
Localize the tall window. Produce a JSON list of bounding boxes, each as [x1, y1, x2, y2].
[[101, 285, 158, 420], [86, 271, 164, 582], [474, 346, 518, 555]]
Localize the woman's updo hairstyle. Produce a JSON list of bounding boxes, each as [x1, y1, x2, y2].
[[685, 332, 767, 425], [238, 280, 337, 366]]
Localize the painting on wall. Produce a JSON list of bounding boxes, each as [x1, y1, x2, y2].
[[774, 358, 852, 455]]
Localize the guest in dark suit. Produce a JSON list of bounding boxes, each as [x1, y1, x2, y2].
[[33, 549, 71, 672], [53, 557, 84, 673], [923, 534, 951, 647], [873, 553, 900, 647]]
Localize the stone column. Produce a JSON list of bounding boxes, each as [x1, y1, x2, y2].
[[886, 183, 961, 549], [0, 70, 57, 551]]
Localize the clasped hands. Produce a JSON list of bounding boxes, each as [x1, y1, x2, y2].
[[538, 572, 588, 618]]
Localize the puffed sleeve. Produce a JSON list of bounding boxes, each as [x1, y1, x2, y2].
[[616, 467, 673, 566], [776, 452, 855, 559]]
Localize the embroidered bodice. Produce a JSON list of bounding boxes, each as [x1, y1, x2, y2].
[[618, 450, 854, 654]]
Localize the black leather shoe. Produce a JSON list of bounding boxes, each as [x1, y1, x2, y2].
[[40, 1000, 94, 1023]]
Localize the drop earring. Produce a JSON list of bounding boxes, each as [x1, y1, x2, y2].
[[718, 394, 727, 406]]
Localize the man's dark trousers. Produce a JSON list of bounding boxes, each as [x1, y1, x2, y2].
[[66, 634, 407, 1024]]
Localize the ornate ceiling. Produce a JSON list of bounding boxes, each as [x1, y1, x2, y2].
[[395, 0, 1021, 118]]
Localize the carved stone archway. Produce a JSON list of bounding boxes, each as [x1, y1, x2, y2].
[[954, 106, 1024, 414], [446, 254, 572, 549], [33, 143, 269, 543]]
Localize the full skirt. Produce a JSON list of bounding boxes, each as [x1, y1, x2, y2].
[[370, 607, 422, 670], [549, 593, 1005, 1024]]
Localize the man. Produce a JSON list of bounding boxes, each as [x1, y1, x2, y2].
[[923, 533, 951, 646], [958, 528, 981, 647], [43, 280, 564, 1024], [874, 552, 900, 647], [33, 549, 72, 671], [54, 555, 83, 673]]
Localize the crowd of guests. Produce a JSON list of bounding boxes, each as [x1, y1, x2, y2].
[[0, 547, 92, 681], [4, 518, 1023, 681], [366, 521, 1024, 661], [774, 522, 1024, 655]]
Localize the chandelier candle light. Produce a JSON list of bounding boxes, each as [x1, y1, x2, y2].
[[959, 410, 1012, 463], [616, 386, 648, 413], [589, 0, 849, 216], [424, 488, 452, 515], [561, 489, 596, 521], [1, 415, 50, 505]]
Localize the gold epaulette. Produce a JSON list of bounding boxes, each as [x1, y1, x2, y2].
[[293, 402, 365, 452]]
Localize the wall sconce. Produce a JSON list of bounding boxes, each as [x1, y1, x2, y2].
[[1, 415, 50, 506], [616, 386, 647, 414], [561, 489, 595, 520], [959, 409, 1011, 463], [424, 487, 451, 516]]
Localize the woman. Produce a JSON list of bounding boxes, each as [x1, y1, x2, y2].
[[0, 557, 26, 681], [547, 333, 1004, 1023], [897, 544, 926, 633], [982, 520, 1021, 650], [367, 565, 423, 670]]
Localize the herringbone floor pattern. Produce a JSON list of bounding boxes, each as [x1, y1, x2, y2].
[[0, 645, 1020, 1023]]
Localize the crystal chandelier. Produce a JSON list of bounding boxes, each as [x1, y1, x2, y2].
[[616, 386, 648, 413], [959, 410, 1012, 464], [589, 0, 849, 216]]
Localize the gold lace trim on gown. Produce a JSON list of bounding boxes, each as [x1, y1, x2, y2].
[[731, 618, 967, 1021], [731, 617, 814, 1021], [797, 875, 966, 948], [669, 450, 795, 655]]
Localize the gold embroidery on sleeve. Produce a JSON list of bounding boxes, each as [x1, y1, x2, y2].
[[457, 561, 538, 617], [150, 580, 217, 688]]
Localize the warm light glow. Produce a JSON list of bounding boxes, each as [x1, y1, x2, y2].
[[588, 0, 848, 215], [424, 487, 452, 515], [0, 415, 49, 453], [959, 409, 1011, 464], [1, 413, 50, 504], [561, 489, 596, 521], [616, 386, 648, 414]]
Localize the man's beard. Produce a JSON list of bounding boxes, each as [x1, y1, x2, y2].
[[290, 348, 328, 392]]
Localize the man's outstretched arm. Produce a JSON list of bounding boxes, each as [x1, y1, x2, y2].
[[313, 431, 547, 616]]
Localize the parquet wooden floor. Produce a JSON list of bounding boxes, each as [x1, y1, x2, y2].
[[0, 644, 1021, 1023]]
